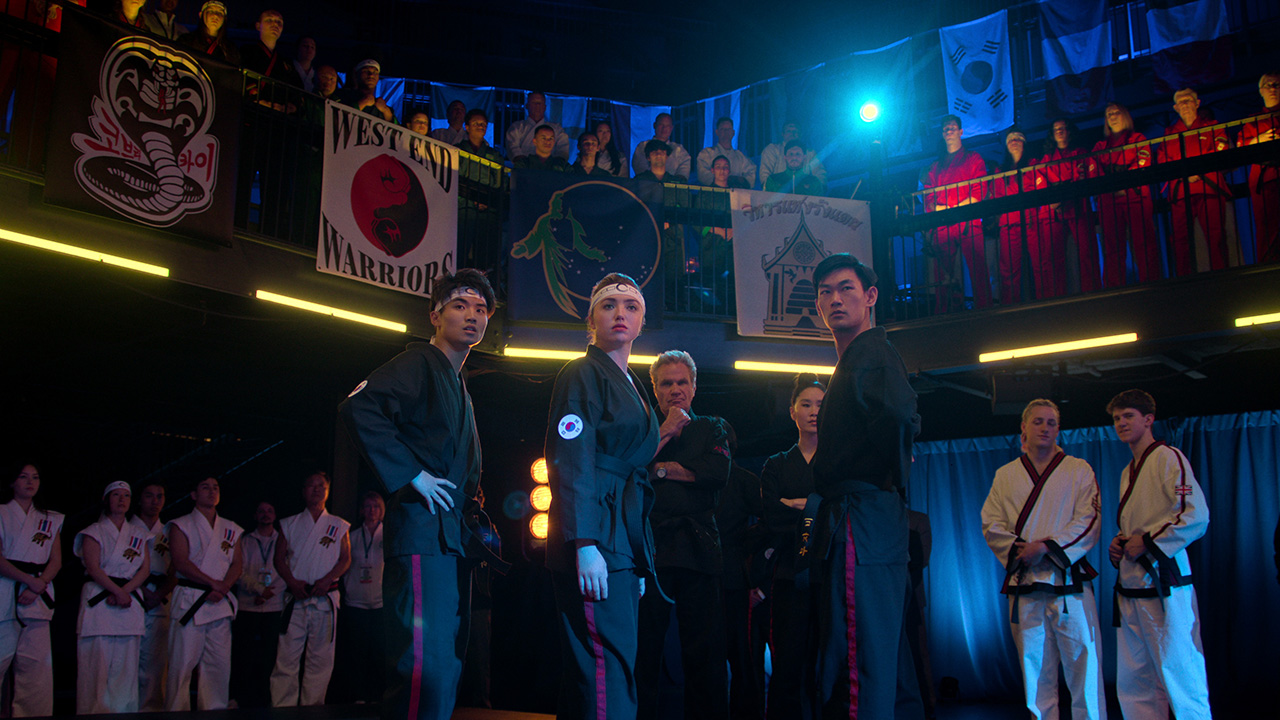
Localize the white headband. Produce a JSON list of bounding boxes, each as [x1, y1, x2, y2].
[[1006, 132, 1025, 143], [434, 286, 486, 312], [103, 481, 131, 499], [588, 282, 646, 315]]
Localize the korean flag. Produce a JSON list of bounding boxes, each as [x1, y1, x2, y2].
[[940, 9, 1015, 136]]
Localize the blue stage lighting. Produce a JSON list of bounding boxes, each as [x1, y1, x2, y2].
[[859, 101, 881, 123]]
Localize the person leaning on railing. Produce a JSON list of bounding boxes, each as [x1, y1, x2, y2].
[[1157, 88, 1236, 275], [990, 128, 1040, 304], [923, 114, 991, 312], [179, 1, 240, 65], [1037, 118, 1100, 294], [1237, 71, 1280, 265], [1089, 103, 1159, 287]]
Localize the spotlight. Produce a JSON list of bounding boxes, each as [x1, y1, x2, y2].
[[859, 101, 881, 123], [529, 513, 549, 540], [530, 458, 548, 484], [530, 485, 552, 512]]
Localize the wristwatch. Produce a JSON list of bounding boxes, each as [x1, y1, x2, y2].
[[655, 464, 667, 479]]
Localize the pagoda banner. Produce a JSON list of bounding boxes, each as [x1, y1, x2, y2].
[[730, 191, 871, 340]]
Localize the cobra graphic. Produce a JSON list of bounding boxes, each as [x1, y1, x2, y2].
[[71, 37, 219, 227]]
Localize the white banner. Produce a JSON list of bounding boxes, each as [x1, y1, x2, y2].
[[318, 100, 459, 297], [730, 190, 872, 340]]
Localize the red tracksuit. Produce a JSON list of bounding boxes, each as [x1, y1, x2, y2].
[[1238, 109, 1280, 264], [1158, 116, 1233, 275], [991, 160, 1039, 303], [925, 148, 990, 312], [1039, 147, 1101, 293], [1090, 132, 1160, 287]]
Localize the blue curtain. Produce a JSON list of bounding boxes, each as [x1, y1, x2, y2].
[[906, 411, 1280, 707]]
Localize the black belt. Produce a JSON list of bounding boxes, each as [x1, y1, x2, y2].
[[176, 578, 216, 626], [279, 580, 340, 640], [87, 576, 144, 607], [10, 560, 54, 611]]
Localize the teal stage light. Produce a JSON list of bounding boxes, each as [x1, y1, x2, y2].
[[859, 101, 881, 123]]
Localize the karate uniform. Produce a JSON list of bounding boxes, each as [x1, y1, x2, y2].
[[165, 510, 243, 711], [632, 139, 692, 179], [74, 516, 149, 714], [925, 147, 991, 310], [337, 522, 386, 704], [717, 463, 765, 720], [545, 344, 661, 720], [1236, 108, 1280, 264], [130, 515, 172, 711], [981, 452, 1106, 720], [505, 116, 571, 160], [1158, 117, 1235, 275], [0, 501, 63, 717], [232, 529, 284, 708], [696, 145, 757, 187], [810, 327, 923, 720], [1037, 147, 1100, 293], [270, 509, 350, 706], [1114, 442, 1211, 720], [638, 413, 732, 720], [761, 445, 816, 720], [1089, 132, 1159, 286], [338, 341, 483, 720]]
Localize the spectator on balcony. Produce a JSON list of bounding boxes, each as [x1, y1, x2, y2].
[[457, 109, 502, 161], [1038, 118, 1099, 294], [315, 65, 338, 100], [113, 0, 155, 31], [924, 114, 991, 312], [241, 10, 298, 83], [709, 155, 750, 190], [633, 113, 692, 179], [570, 132, 610, 176], [405, 112, 431, 136], [180, 1, 239, 64], [456, 109, 503, 264], [594, 121, 629, 178], [341, 59, 395, 123], [1238, 71, 1280, 264], [760, 121, 826, 188], [764, 141, 825, 196], [1089, 103, 1159, 287], [145, 0, 187, 39], [990, 128, 1039, 304], [290, 36, 317, 93], [635, 140, 687, 184], [697, 117, 756, 188], [505, 91, 569, 160], [1158, 88, 1235, 275], [430, 100, 467, 146], [512, 125, 569, 171]]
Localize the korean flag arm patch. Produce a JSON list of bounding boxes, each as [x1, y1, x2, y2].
[[558, 414, 585, 439]]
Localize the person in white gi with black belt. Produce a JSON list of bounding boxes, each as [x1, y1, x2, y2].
[[130, 482, 175, 711], [0, 462, 64, 717], [981, 399, 1106, 720], [74, 480, 151, 713], [1106, 389, 1212, 719], [271, 471, 351, 706], [165, 476, 244, 710]]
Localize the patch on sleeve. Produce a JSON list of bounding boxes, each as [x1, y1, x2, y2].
[[558, 414, 585, 440], [347, 380, 368, 397], [712, 444, 731, 458]]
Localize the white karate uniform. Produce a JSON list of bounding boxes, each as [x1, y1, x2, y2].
[[981, 452, 1106, 720], [696, 144, 757, 186], [74, 516, 149, 714], [504, 116, 570, 160], [269, 509, 349, 706], [0, 501, 63, 717], [130, 515, 171, 711], [430, 126, 467, 147], [632, 138, 692, 179], [1114, 442, 1211, 720], [164, 510, 243, 711]]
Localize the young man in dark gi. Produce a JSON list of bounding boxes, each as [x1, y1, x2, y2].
[[637, 350, 732, 720], [810, 253, 924, 719], [338, 269, 495, 720]]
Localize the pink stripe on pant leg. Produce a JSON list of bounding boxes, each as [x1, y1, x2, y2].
[[407, 556, 424, 719], [844, 517, 859, 719], [582, 598, 607, 720]]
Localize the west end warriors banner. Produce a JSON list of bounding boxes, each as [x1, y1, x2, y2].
[[318, 101, 459, 296], [730, 190, 871, 340], [44, 9, 241, 245], [506, 170, 663, 323]]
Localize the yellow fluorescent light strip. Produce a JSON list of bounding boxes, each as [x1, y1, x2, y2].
[[734, 360, 836, 375], [1235, 312, 1280, 327], [503, 347, 659, 365], [255, 290, 407, 332], [979, 332, 1138, 363], [0, 227, 169, 277]]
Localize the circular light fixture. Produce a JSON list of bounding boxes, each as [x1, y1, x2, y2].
[[859, 101, 881, 123], [530, 457, 549, 484], [529, 512, 549, 540], [530, 485, 552, 512]]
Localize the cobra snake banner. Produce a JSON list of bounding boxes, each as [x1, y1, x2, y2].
[[44, 9, 242, 246]]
